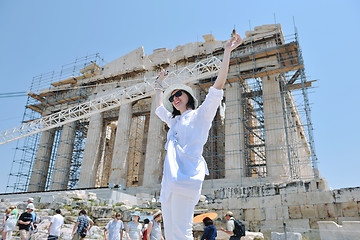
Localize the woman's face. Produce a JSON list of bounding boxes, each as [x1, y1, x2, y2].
[[154, 213, 162, 221], [171, 89, 189, 113], [133, 215, 139, 221]]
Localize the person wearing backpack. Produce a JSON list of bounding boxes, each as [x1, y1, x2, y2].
[[220, 211, 245, 240], [72, 209, 94, 240]]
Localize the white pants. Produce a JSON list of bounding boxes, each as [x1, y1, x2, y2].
[[161, 192, 197, 240]]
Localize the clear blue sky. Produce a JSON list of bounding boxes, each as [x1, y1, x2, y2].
[[0, 0, 359, 193]]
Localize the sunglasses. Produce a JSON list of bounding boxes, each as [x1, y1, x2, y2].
[[169, 90, 183, 103]]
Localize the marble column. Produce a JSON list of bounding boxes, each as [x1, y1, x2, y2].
[[224, 82, 244, 179], [108, 103, 132, 189], [28, 129, 56, 192], [78, 113, 104, 188], [262, 74, 290, 181], [143, 97, 165, 187], [50, 121, 76, 190]]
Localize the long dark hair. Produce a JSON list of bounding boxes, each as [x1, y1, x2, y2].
[[203, 217, 213, 226], [171, 90, 195, 118]]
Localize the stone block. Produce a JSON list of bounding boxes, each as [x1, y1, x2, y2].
[[244, 208, 256, 221], [64, 216, 77, 224], [94, 217, 113, 227], [326, 203, 343, 218], [260, 220, 284, 232], [259, 195, 282, 208], [254, 208, 266, 221], [136, 192, 153, 199], [249, 220, 261, 232], [265, 207, 277, 220], [341, 202, 359, 217], [284, 219, 310, 232], [120, 205, 132, 211], [318, 221, 360, 240], [284, 181, 306, 194], [90, 206, 114, 218], [288, 206, 302, 219], [229, 197, 259, 209], [337, 216, 360, 223], [282, 193, 307, 206], [316, 203, 328, 219], [334, 187, 360, 202], [39, 195, 54, 203], [276, 206, 289, 220], [300, 204, 318, 218], [271, 232, 302, 240], [305, 191, 334, 204], [244, 231, 264, 239], [88, 192, 97, 201], [262, 184, 277, 196], [55, 195, 73, 205], [309, 218, 322, 229]]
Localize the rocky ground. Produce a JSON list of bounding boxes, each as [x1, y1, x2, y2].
[[0, 190, 264, 240]]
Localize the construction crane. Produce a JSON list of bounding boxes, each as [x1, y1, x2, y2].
[[0, 56, 221, 145]]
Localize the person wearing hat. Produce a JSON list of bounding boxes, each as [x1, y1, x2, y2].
[[221, 211, 244, 239], [146, 209, 164, 240], [155, 32, 242, 239], [104, 212, 124, 240], [25, 197, 38, 236], [17, 204, 35, 240], [125, 211, 142, 240]]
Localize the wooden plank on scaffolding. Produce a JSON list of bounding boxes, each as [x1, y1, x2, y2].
[[287, 80, 316, 91]]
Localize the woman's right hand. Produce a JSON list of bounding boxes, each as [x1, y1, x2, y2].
[[156, 69, 168, 83]]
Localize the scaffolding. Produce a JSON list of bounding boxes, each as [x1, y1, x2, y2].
[[5, 23, 318, 193], [6, 54, 103, 193]]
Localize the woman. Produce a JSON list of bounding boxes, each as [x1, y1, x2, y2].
[[146, 209, 164, 240], [104, 212, 124, 240], [2, 209, 12, 240], [201, 217, 217, 240], [155, 32, 242, 239], [142, 218, 150, 240], [9, 205, 18, 219], [126, 211, 142, 240]]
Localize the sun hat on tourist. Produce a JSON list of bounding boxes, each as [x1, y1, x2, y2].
[[26, 203, 35, 210], [132, 211, 141, 217], [152, 209, 162, 218], [163, 84, 198, 112]]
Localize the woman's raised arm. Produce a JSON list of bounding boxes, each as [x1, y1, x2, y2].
[[213, 33, 242, 90]]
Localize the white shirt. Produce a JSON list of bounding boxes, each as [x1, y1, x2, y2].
[[226, 217, 235, 232], [127, 221, 142, 240], [105, 219, 124, 240], [156, 87, 224, 203], [49, 214, 64, 237]]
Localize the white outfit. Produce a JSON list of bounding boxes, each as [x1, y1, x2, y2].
[[105, 219, 124, 240], [3, 214, 16, 232], [49, 214, 64, 236], [156, 87, 223, 239], [127, 221, 142, 240], [226, 217, 235, 231]]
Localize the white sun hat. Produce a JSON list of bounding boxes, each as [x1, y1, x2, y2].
[[163, 84, 198, 113]]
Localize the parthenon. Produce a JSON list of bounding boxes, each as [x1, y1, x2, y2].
[[5, 24, 318, 194]]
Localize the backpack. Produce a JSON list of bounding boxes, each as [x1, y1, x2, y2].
[[79, 227, 87, 238], [233, 218, 245, 237]]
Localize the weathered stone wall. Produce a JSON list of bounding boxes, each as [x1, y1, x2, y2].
[[197, 180, 360, 239]]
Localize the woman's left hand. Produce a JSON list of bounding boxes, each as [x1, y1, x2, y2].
[[224, 33, 242, 52]]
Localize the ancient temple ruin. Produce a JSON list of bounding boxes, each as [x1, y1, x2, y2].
[[5, 24, 318, 193]]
